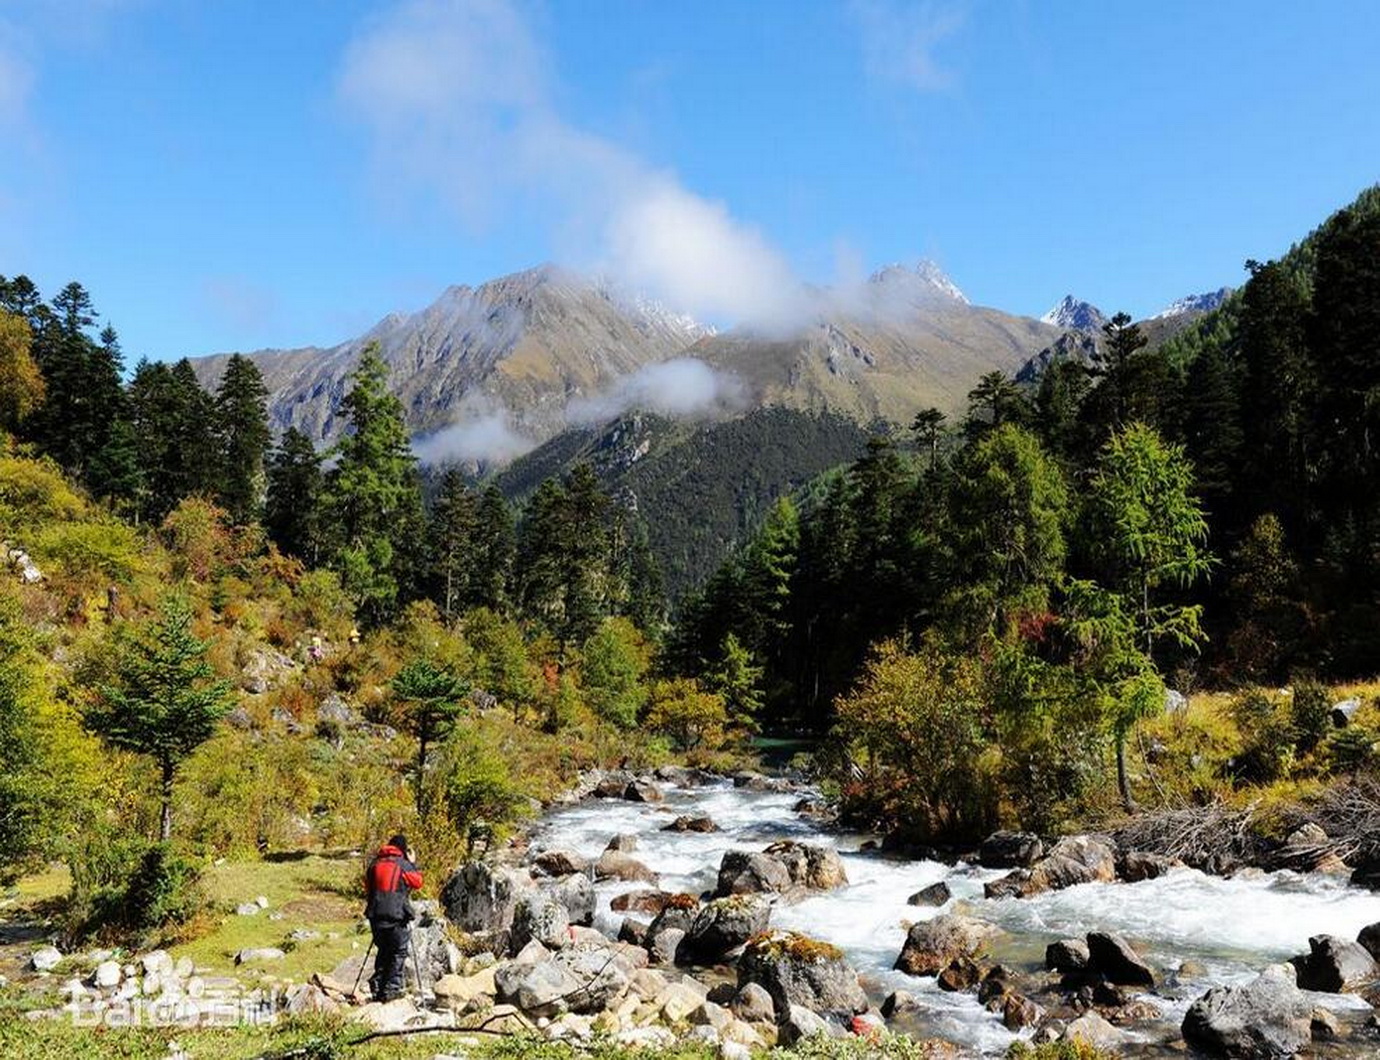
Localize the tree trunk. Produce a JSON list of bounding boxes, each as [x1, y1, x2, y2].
[[160, 759, 175, 842], [1116, 737, 1136, 811]]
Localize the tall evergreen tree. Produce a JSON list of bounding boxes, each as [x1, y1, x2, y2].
[[265, 427, 324, 562], [213, 354, 271, 525], [429, 469, 480, 621], [323, 344, 423, 624]]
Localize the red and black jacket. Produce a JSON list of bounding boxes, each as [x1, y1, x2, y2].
[[364, 844, 423, 925]]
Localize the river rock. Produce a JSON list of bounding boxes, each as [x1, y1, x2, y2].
[[1087, 932, 1155, 987], [894, 914, 1000, 977], [495, 943, 631, 1017], [937, 958, 981, 991], [979, 831, 1044, 868], [618, 919, 648, 946], [612, 890, 672, 915], [676, 896, 771, 965], [732, 981, 777, 1023], [764, 841, 848, 890], [1046, 938, 1091, 972], [663, 814, 717, 833], [1358, 921, 1380, 960], [1064, 1010, 1123, 1050], [737, 930, 867, 1021], [1290, 934, 1378, 993], [531, 850, 588, 877], [606, 833, 638, 852], [539, 872, 595, 927], [29, 946, 62, 973], [907, 882, 951, 907], [881, 989, 921, 1018], [1182, 963, 1312, 1059], [592, 772, 633, 798], [1310, 1007, 1340, 1041], [644, 898, 698, 952], [432, 968, 496, 1009], [648, 928, 685, 966], [990, 835, 1117, 898], [624, 779, 663, 803], [595, 850, 657, 884], [778, 1003, 842, 1045], [1118, 850, 1176, 882], [1002, 993, 1045, 1030], [717, 850, 792, 896], [286, 983, 341, 1016], [441, 861, 533, 935], [511, 893, 570, 953]]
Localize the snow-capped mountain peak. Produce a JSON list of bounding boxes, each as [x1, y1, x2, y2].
[[1152, 287, 1233, 320], [1041, 295, 1107, 332]]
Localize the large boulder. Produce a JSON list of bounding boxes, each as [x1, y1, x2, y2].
[[1046, 938, 1091, 973], [1064, 1010, 1123, 1051], [777, 1003, 841, 1045], [644, 898, 699, 961], [1358, 921, 1380, 961], [531, 850, 588, 878], [894, 914, 1000, 977], [624, 778, 664, 803], [595, 850, 658, 884], [714, 842, 847, 897], [494, 943, 631, 1017], [663, 814, 717, 833], [441, 862, 533, 935], [716, 851, 792, 896], [29, 946, 62, 973], [1182, 963, 1312, 1058], [612, 890, 673, 915], [907, 882, 951, 907], [1087, 932, 1155, 987], [987, 835, 1116, 898], [732, 981, 777, 1023], [979, 831, 1044, 868], [738, 930, 867, 1021], [538, 872, 595, 927], [676, 896, 771, 966], [1118, 850, 1176, 882], [510, 893, 570, 953], [1290, 934, 1378, 993]]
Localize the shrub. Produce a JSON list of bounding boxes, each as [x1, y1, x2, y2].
[[1228, 688, 1293, 782], [1290, 679, 1331, 754], [1328, 726, 1378, 774], [75, 842, 206, 943]]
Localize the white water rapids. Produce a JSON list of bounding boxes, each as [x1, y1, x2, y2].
[[528, 778, 1380, 1055]]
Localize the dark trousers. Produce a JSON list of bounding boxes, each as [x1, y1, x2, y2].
[[368, 920, 410, 1001]]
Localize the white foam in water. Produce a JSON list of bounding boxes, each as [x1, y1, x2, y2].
[[530, 779, 1380, 1055]]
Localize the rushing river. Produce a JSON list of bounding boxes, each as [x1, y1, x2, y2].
[[528, 777, 1380, 1056]]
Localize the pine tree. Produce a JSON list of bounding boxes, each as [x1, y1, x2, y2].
[[88, 596, 234, 841], [430, 469, 479, 620], [213, 354, 271, 525], [391, 659, 468, 819], [323, 344, 423, 624], [911, 407, 946, 468], [265, 427, 324, 562], [964, 371, 1029, 439], [473, 485, 515, 610]]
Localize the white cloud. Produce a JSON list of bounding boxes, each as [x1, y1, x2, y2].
[[411, 410, 535, 466], [852, 0, 965, 94], [338, 0, 807, 331], [566, 358, 745, 425]]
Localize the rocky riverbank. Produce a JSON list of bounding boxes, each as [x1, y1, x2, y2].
[[11, 767, 1380, 1057]]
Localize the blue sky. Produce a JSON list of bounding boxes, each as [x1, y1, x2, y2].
[[1, 0, 1377, 362]]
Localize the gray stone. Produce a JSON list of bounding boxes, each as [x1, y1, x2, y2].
[[1046, 938, 1090, 973], [649, 928, 685, 966], [1119, 850, 1176, 882], [731, 981, 776, 1023], [1064, 1010, 1123, 1050], [1358, 921, 1380, 961], [29, 946, 62, 973], [1290, 934, 1377, 993], [1087, 932, 1155, 987], [539, 871, 595, 926], [907, 882, 952, 907], [234, 948, 286, 965], [624, 779, 663, 803], [1002, 993, 1045, 1030], [737, 930, 866, 1021], [93, 960, 122, 989], [594, 850, 657, 884], [1310, 1007, 1340, 1041], [440, 861, 533, 935], [511, 893, 570, 953], [1332, 698, 1362, 727], [715, 842, 847, 897], [677, 896, 771, 965], [716, 850, 793, 896], [1182, 963, 1312, 1058], [894, 914, 1000, 977], [531, 850, 588, 877], [880, 989, 920, 1018], [777, 1003, 840, 1045], [979, 830, 1044, 868], [663, 814, 717, 833], [991, 835, 1117, 898], [605, 833, 638, 852]]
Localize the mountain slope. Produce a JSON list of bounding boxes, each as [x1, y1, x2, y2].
[[193, 265, 711, 449]]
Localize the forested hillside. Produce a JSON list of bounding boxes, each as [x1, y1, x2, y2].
[[671, 185, 1380, 843]]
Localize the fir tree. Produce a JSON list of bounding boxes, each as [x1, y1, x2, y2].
[[213, 354, 271, 525], [265, 427, 324, 562], [88, 597, 234, 841]]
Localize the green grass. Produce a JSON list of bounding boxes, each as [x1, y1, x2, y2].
[[168, 854, 367, 984]]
